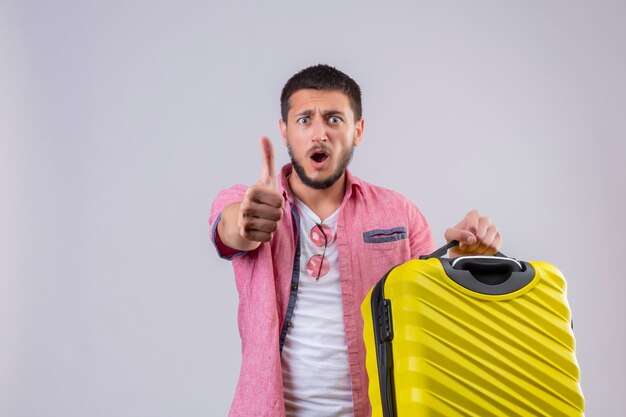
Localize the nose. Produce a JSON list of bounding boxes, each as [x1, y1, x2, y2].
[[311, 117, 328, 142]]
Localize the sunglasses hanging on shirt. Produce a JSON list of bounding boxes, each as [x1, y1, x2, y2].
[[306, 223, 333, 281]]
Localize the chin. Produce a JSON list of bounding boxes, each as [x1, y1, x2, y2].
[[288, 144, 354, 190]]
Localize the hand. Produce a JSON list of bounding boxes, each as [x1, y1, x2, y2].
[[237, 137, 284, 243], [444, 210, 501, 257]]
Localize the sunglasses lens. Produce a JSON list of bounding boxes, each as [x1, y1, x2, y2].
[[310, 224, 332, 247], [306, 254, 329, 279]]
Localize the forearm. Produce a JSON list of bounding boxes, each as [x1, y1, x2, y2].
[[217, 202, 262, 252]]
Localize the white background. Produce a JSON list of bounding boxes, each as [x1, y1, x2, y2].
[[2, 1, 625, 415]]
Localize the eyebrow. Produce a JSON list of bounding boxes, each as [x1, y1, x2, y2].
[[294, 109, 346, 118]]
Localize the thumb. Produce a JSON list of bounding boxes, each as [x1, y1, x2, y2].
[[259, 136, 277, 190], [457, 231, 477, 249], [445, 228, 476, 250]]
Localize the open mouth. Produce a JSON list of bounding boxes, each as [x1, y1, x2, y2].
[[310, 150, 329, 163]]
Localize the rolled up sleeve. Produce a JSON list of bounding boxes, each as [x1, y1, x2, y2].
[[209, 184, 249, 260]]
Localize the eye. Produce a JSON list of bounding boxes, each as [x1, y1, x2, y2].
[[328, 116, 341, 124], [297, 117, 310, 124]]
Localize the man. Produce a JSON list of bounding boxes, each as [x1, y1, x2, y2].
[[210, 64, 501, 417]]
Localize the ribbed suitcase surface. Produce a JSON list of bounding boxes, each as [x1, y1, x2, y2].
[[361, 257, 584, 417]]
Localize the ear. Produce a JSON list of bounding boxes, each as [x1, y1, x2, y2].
[[353, 118, 364, 146], [279, 119, 288, 146]]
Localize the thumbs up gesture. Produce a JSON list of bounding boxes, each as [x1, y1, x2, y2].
[[237, 137, 284, 243]]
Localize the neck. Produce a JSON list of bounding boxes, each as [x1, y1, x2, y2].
[[288, 171, 346, 221]]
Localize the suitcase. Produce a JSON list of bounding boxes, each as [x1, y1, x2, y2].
[[361, 241, 584, 417]]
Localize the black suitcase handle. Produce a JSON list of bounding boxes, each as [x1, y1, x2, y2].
[[420, 239, 508, 259], [421, 240, 535, 294]]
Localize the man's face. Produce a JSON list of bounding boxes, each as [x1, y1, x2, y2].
[[280, 89, 364, 190]]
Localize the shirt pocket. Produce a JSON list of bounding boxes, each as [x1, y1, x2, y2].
[[362, 227, 408, 251], [360, 227, 410, 286]]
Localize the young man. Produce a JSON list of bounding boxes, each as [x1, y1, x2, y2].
[[210, 64, 501, 417]]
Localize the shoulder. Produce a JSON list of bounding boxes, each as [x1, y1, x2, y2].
[[350, 173, 415, 207], [214, 184, 248, 201], [348, 174, 430, 231]]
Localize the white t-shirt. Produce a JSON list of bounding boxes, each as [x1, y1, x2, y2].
[[281, 199, 354, 416]]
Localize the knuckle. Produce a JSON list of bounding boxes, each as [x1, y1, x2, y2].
[[239, 217, 252, 229], [271, 194, 283, 208], [243, 187, 255, 200], [241, 222, 252, 232], [245, 186, 261, 200], [240, 198, 253, 213], [242, 217, 257, 232]]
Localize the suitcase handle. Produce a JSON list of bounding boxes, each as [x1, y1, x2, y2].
[[421, 240, 508, 259], [422, 240, 535, 291], [451, 256, 524, 285]]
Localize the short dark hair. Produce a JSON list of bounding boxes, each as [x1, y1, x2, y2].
[[280, 64, 362, 123]]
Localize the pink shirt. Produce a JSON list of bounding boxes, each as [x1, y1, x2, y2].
[[209, 164, 436, 417]]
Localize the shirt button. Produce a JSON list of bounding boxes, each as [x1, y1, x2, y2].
[[291, 283, 298, 290], [288, 321, 294, 328]]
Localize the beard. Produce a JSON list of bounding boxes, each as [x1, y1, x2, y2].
[[287, 144, 355, 190]]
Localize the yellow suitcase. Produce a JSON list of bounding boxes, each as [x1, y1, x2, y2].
[[361, 241, 584, 417]]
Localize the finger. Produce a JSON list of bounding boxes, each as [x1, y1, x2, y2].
[[463, 210, 480, 235], [240, 201, 283, 222], [475, 216, 491, 241], [259, 136, 277, 190], [242, 217, 280, 234], [241, 229, 273, 243], [490, 233, 502, 255], [247, 186, 284, 209], [475, 224, 498, 255], [238, 213, 278, 241], [444, 227, 477, 248]]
